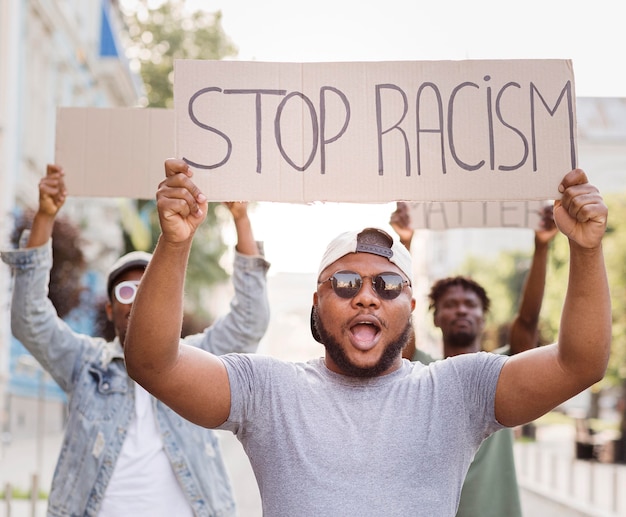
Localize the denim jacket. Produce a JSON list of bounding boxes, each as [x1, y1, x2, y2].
[[1, 241, 270, 517]]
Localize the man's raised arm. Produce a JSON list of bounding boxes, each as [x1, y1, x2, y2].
[[507, 205, 558, 354], [125, 158, 231, 428], [495, 169, 611, 427]]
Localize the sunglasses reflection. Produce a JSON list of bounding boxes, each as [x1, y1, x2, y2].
[[319, 271, 409, 300]]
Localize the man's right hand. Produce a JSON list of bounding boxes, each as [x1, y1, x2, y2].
[[26, 164, 67, 248], [39, 164, 67, 217], [157, 159, 208, 244], [554, 168, 607, 249]]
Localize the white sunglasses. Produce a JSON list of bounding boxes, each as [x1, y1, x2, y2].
[[114, 280, 140, 305]]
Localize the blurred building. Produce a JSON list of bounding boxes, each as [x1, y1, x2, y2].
[[0, 0, 142, 439]]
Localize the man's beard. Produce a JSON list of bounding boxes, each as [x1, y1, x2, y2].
[[312, 307, 412, 378], [446, 328, 477, 349]]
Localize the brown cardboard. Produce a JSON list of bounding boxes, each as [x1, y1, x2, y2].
[[55, 59, 576, 203], [175, 59, 576, 203], [406, 200, 552, 230], [55, 107, 174, 199]]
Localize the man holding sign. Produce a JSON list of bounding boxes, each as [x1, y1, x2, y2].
[[125, 158, 610, 516]]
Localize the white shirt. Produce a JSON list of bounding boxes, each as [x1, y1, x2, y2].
[[98, 383, 194, 517]]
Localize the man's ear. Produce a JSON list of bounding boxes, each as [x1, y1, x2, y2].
[[432, 310, 442, 329], [105, 300, 113, 322]]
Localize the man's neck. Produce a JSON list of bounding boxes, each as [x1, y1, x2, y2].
[[442, 340, 481, 358]]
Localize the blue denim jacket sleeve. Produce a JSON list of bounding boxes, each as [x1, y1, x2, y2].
[[183, 250, 271, 355], [1, 239, 258, 517], [1, 241, 99, 393]]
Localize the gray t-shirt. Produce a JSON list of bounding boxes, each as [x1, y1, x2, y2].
[[219, 352, 507, 517]]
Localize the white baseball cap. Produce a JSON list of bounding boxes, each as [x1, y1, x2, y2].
[[317, 227, 413, 284], [106, 250, 153, 299]]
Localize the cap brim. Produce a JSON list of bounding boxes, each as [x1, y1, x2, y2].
[[106, 260, 149, 298]]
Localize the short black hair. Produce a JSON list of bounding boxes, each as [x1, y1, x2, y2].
[[428, 276, 490, 314]]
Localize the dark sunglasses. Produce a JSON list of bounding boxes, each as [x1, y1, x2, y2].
[[114, 280, 140, 305], [318, 270, 409, 300]]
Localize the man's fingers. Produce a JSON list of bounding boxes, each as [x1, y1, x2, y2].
[[42, 165, 65, 188], [162, 163, 206, 205], [161, 186, 203, 215], [156, 159, 208, 243], [560, 184, 602, 220], [223, 201, 248, 219], [159, 196, 194, 219], [157, 170, 207, 219], [40, 165, 67, 203], [46, 164, 63, 177], [558, 168, 589, 192], [165, 158, 191, 178], [554, 168, 607, 248]]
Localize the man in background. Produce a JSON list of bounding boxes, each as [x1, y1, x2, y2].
[[1, 164, 271, 517]]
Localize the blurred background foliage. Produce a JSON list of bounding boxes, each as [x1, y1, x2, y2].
[[119, 0, 240, 325], [459, 194, 626, 439]]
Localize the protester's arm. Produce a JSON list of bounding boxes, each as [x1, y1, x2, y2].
[[495, 169, 611, 427], [1, 164, 92, 392], [26, 165, 67, 248], [507, 206, 558, 354], [389, 201, 414, 251], [185, 201, 271, 355], [224, 202, 259, 256], [125, 159, 232, 428], [390, 202, 418, 360]]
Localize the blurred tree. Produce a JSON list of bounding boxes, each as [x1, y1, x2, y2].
[[119, 0, 239, 322], [600, 193, 626, 460], [120, 0, 237, 108], [602, 195, 626, 389]]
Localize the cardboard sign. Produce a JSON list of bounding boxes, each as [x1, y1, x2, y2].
[[55, 107, 174, 199], [175, 59, 576, 202], [407, 200, 552, 230], [55, 59, 576, 203]]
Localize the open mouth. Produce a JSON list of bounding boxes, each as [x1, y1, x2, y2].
[[349, 320, 382, 351]]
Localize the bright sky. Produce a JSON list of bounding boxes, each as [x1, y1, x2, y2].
[[198, 0, 625, 97], [183, 0, 625, 273]]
